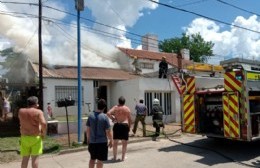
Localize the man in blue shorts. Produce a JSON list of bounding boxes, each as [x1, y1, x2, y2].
[[86, 99, 113, 168]]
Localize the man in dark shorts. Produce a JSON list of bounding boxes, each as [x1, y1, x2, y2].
[[107, 96, 132, 161], [86, 99, 113, 168]]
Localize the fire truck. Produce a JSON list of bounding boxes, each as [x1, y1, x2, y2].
[[172, 58, 260, 141]]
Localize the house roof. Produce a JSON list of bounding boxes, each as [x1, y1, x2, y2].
[[31, 63, 138, 81], [118, 47, 192, 67]]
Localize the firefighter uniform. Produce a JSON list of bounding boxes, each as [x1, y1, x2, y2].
[[151, 99, 164, 137]]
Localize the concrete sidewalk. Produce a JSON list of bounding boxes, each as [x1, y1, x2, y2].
[[59, 122, 182, 154], [0, 123, 182, 168]]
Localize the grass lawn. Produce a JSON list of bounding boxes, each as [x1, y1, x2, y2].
[[54, 114, 88, 122], [0, 136, 62, 163]]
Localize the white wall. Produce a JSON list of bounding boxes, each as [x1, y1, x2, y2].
[[111, 77, 181, 124], [126, 58, 174, 75], [43, 78, 94, 117], [43, 75, 182, 124], [110, 79, 139, 111]]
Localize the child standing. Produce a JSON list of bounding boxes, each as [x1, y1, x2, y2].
[[3, 97, 10, 121], [47, 102, 53, 119]]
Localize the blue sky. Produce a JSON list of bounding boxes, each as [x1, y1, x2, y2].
[[0, 0, 260, 67]]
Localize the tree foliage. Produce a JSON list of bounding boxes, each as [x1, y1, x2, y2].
[[159, 33, 214, 62]]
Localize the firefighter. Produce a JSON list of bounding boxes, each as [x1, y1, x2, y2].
[[159, 56, 168, 78], [132, 56, 142, 74], [151, 98, 164, 139]]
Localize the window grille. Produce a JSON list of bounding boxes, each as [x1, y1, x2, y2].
[[55, 86, 84, 106], [144, 91, 172, 116], [140, 62, 154, 69]]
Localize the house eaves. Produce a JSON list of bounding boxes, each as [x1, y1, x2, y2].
[[118, 47, 192, 67], [31, 63, 138, 81]]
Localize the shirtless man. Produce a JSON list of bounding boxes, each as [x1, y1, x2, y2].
[[107, 96, 132, 161], [18, 96, 47, 168]]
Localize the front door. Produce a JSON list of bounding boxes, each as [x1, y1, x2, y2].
[[98, 86, 107, 113]]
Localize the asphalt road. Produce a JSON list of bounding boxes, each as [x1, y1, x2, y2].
[[1, 134, 260, 168]]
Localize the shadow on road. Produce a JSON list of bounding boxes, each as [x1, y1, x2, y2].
[[158, 137, 260, 167]]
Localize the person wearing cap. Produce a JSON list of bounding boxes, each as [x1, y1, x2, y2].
[[132, 99, 147, 137], [132, 56, 142, 74], [159, 56, 168, 78], [151, 98, 164, 138], [18, 96, 47, 168]]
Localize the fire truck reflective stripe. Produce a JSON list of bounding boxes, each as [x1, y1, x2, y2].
[[247, 72, 260, 80], [181, 85, 186, 94], [223, 110, 239, 128], [171, 75, 183, 95], [223, 100, 237, 116], [183, 94, 195, 133], [184, 125, 195, 133], [184, 102, 193, 116], [223, 94, 240, 139], [187, 77, 195, 93], [223, 110, 239, 138], [224, 73, 242, 92]]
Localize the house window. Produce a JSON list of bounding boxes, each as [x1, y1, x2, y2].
[[140, 62, 154, 69], [55, 86, 84, 106], [144, 91, 172, 116]]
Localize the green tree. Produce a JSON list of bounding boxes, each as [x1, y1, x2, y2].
[[159, 33, 214, 62]]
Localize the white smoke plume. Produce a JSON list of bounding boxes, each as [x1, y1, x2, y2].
[[0, 0, 158, 68]]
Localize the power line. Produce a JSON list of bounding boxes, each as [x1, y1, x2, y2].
[[0, 1, 161, 45], [146, 0, 260, 34], [175, 0, 211, 8], [216, 0, 260, 17], [104, 0, 126, 25], [0, 11, 158, 49], [0, 9, 160, 50]]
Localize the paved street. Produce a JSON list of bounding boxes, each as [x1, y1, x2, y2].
[[1, 133, 260, 168]]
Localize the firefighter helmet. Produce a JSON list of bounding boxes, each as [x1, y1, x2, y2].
[[153, 98, 159, 105]]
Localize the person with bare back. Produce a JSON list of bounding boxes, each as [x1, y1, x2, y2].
[[18, 96, 47, 168], [107, 96, 132, 161]]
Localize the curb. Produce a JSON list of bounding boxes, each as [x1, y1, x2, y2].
[[58, 133, 182, 155]]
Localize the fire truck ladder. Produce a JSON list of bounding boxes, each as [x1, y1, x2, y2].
[[171, 75, 184, 95]]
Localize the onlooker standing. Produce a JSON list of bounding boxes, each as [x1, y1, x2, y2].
[[3, 96, 10, 121], [132, 99, 147, 137], [18, 96, 47, 168], [151, 98, 164, 139], [0, 92, 4, 121], [47, 102, 53, 119], [107, 96, 132, 161], [86, 99, 113, 168]]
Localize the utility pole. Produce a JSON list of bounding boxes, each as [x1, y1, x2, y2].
[[75, 0, 84, 143], [38, 0, 43, 110]]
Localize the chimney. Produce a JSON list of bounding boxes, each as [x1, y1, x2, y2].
[[181, 48, 190, 60], [142, 34, 159, 52]]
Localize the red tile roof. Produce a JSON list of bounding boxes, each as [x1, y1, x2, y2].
[[118, 47, 192, 67], [31, 63, 137, 81]]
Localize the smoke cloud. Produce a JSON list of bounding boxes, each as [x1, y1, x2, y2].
[[0, 0, 158, 68]]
